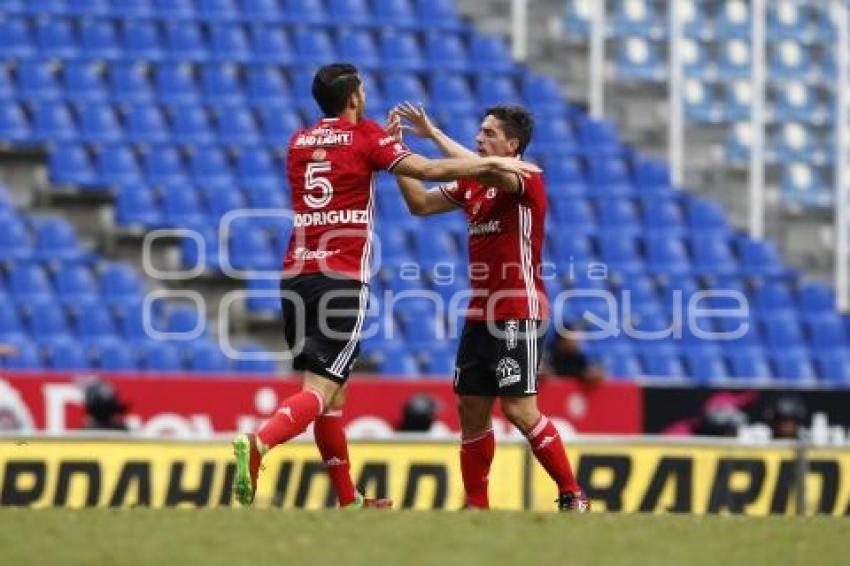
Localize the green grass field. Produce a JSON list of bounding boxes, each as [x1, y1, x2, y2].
[[1, 510, 846, 566]]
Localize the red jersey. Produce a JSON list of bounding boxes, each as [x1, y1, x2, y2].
[[283, 117, 411, 282], [440, 172, 549, 321]]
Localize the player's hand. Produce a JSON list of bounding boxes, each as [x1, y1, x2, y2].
[[385, 111, 404, 143], [393, 102, 437, 139], [486, 156, 542, 178]]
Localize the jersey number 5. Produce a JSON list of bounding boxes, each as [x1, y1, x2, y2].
[[304, 161, 333, 209]]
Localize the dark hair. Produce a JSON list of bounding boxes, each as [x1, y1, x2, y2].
[[483, 105, 534, 156], [312, 63, 361, 117]]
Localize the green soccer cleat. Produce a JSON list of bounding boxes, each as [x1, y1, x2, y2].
[[232, 433, 263, 506]]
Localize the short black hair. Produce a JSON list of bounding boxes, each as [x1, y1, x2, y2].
[[483, 105, 534, 156], [312, 63, 361, 117]]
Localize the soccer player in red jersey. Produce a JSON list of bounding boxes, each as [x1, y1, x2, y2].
[[231, 64, 540, 508], [391, 103, 590, 512]]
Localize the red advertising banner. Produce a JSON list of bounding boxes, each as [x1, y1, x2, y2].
[[0, 371, 642, 438]]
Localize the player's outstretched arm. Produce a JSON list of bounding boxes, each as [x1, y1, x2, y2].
[[392, 153, 539, 183], [392, 103, 477, 159], [394, 176, 457, 216]]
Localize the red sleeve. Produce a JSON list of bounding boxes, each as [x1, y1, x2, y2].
[[362, 121, 412, 172], [438, 178, 471, 208]]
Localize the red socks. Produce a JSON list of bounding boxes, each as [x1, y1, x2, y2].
[[313, 410, 358, 507], [460, 428, 495, 509], [527, 415, 580, 494], [257, 389, 324, 450]]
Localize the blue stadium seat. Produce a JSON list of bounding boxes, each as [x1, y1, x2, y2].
[[155, 63, 200, 104], [63, 62, 108, 102], [576, 118, 622, 156], [68, 0, 111, 16], [245, 65, 291, 108], [47, 336, 91, 370], [587, 158, 633, 198], [228, 228, 276, 270], [380, 31, 424, 72], [241, 0, 283, 22], [259, 106, 302, 146], [248, 25, 293, 65], [206, 186, 246, 220], [797, 282, 835, 313], [210, 23, 252, 63], [736, 238, 786, 277], [752, 281, 794, 312], [55, 265, 99, 304], [611, 0, 663, 37], [815, 350, 850, 384], [762, 317, 804, 349], [77, 102, 123, 144], [115, 183, 163, 227], [33, 217, 84, 263], [101, 262, 144, 301], [292, 28, 335, 66], [0, 299, 24, 337], [641, 352, 686, 378], [469, 35, 513, 73], [780, 163, 829, 207], [112, 0, 154, 18], [327, 0, 372, 26], [769, 41, 814, 80], [215, 107, 260, 146], [49, 144, 97, 187], [600, 353, 643, 379], [597, 233, 643, 275], [201, 63, 245, 104], [35, 18, 78, 60], [96, 144, 143, 187], [17, 61, 62, 101], [767, 0, 807, 41], [125, 104, 171, 145], [139, 340, 184, 371], [771, 350, 816, 382], [773, 82, 822, 123], [26, 299, 70, 339], [336, 29, 381, 71], [686, 199, 729, 235], [198, 0, 239, 21], [2, 337, 41, 370], [0, 102, 31, 143], [244, 277, 282, 313], [475, 75, 521, 108], [0, 214, 32, 261], [185, 340, 231, 372], [415, 0, 462, 30], [383, 72, 428, 108], [727, 350, 773, 380], [0, 18, 35, 60], [615, 37, 664, 81], [690, 234, 737, 276], [74, 301, 118, 339], [169, 104, 215, 145], [715, 0, 750, 39], [109, 62, 155, 102], [164, 21, 208, 62], [122, 21, 164, 61], [233, 343, 277, 373], [161, 184, 206, 225], [685, 351, 728, 382], [533, 117, 577, 155], [806, 315, 846, 349], [10, 263, 52, 301], [80, 19, 121, 60], [683, 79, 720, 123], [372, 0, 416, 29], [522, 74, 567, 117], [379, 353, 420, 375], [425, 33, 468, 73], [143, 145, 187, 184], [597, 198, 641, 235], [189, 146, 233, 187], [717, 39, 752, 79], [546, 158, 588, 199], [95, 337, 138, 370]]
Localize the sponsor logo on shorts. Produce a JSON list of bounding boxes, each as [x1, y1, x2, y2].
[[497, 357, 522, 388], [505, 320, 519, 351]]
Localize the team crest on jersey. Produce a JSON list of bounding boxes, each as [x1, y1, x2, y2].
[[497, 357, 522, 388], [312, 149, 327, 161], [486, 187, 497, 199], [505, 320, 519, 350], [465, 189, 472, 200]]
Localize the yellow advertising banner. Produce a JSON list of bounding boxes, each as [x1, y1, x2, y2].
[[0, 439, 526, 510], [531, 443, 850, 516]]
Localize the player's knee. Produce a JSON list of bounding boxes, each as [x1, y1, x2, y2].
[[500, 399, 540, 434]]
